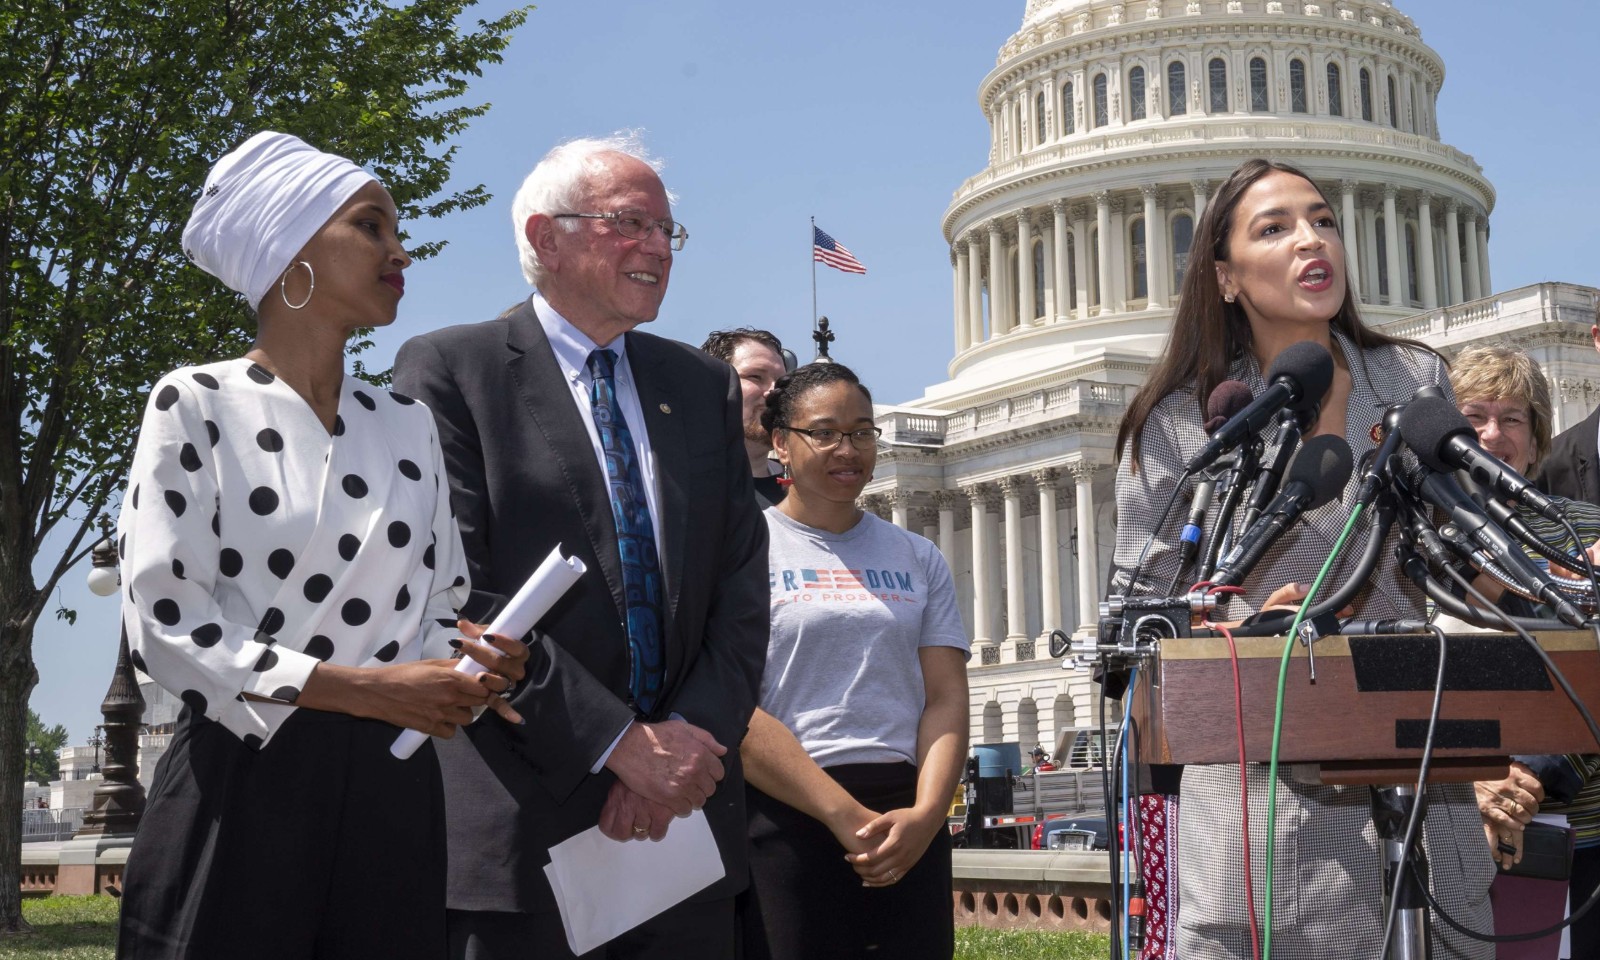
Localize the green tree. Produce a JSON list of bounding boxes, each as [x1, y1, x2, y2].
[[0, 0, 529, 932], [23, 709, 68, 786]]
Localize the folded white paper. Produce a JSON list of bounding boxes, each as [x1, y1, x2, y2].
[[390, 544, 587, 759], [544, 808, 725, 955]]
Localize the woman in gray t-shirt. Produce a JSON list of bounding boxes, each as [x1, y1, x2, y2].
[[736, 362, 970, 960]]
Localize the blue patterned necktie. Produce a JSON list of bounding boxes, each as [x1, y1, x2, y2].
[[586, 349, 664, 714]]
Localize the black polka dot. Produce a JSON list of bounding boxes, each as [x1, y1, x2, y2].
[[131, 484, 139, 509], [247, 363, 275, 384], [211, 512, 221, 536], [129, 648, 147, 673], [117, 533, 126, 560], [452, 575, 466, 588], [242, 734, 263, 751], [333, 415, 346, 436], [249, 487, 279, 515], [179, 443, 202, 472], [342, 475, 368, 498], [180, 689, 208, 715], [422, 543, 436, 570], [270, 686, 301, 703], [387, 521, 411, 548], [253, 648, 279, 672], [152, 599, 180, 625], [341, 598, 370, 626], [155, 385, 180, 410], [338, 534, 361, 561], [219, 548, 242, 577], [258, 607, 285, 636], [304, 635, 335, 661], [205, 420, 220, 447], [435, 618, 457, 629], [373, 640, 400, 662], [250, 629, 273, 645], [395, 584, 410, 610], [192, 372, 219, 390], [398, 459, 421, 481], [164, 489, 187, 517], [191, 622, 222, 647], [256, 428, 284, 452], [171, 558, 185, 580], [353, 390, 376, 411], [303, 574, 334, 603], [267, 550, 294, 579], [391, 392, 416, 406]]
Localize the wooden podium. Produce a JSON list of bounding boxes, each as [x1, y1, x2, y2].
[[1130, 630, 1600, 784]]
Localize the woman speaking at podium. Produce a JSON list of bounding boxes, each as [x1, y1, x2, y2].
[[1109, 159, 1494, 959]]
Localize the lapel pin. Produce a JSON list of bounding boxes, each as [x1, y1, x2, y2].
[[659, 403, 672, 414]]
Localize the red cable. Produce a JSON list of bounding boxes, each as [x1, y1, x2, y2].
[[1209, 619, 1263, 960]]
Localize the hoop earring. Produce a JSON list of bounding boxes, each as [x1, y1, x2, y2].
[[280, 261, 315, 310]]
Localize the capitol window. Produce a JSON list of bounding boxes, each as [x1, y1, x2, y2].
[[1250, 57, 1269, 112], [1290, 59, 1307, 114], [1327, 62, 1344, 117], [1129, 66, 1146, 121], [1032, 241, 1046, 320], [1036, 92, 1048, 145], [1061, 80, 1075, 135], [1405, 224, 1419, 304], [1387, 75, 1399, 128], [1209, 58, 1228, 113], [1093, 73, 1109, 128], [1360, 67, 1374, 121], [1130, 218, 1148, 301], [1171, 214, 1193, 291], [1167, 61, 1186, 117]]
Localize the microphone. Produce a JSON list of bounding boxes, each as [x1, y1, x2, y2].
[[1211, 434, 1353, 591], [1184, 341, 1334, 475], [1412, 466, 1587, 626], [1399, 396, 1566, 523], [1180, 381, 1255, 566]]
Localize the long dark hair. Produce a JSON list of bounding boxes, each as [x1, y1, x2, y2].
[[1115, 158, 1435, 470]]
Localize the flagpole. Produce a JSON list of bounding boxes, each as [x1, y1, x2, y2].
[[810, 215, 818, 332]]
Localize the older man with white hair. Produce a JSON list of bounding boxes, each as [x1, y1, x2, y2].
[[394, 134, 767, 959]]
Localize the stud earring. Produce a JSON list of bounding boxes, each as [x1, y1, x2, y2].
[[1223, 292, 1236, 304]]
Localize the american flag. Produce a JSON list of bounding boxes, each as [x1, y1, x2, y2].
[[813, 226, 867, 275]]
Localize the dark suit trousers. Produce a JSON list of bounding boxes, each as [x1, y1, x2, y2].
[[447, 898, 735, 960]]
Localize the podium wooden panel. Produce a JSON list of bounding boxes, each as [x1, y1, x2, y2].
[[1130, 630, 1600, 784]]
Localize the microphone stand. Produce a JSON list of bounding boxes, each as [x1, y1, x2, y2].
[[1372, 785, 1432, 960]]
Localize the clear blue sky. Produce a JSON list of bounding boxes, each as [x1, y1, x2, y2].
[[31, 0, 1600, 742]]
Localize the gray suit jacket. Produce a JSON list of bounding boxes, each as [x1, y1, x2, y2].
[[393, 299, 768, 914]]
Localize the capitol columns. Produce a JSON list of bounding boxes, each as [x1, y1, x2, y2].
[[965, 484, 998, 648], [888, 488, 913, 529], [1109, 196, 1128, 311], [953, 246, 971, 353], [1016, 210, 1035, 326], [1142, 184, 1169, 307], [987, 219, 1009, 335], [1443, 198, 1464, 305], [1052, 199, 1071, 322], [1000, 476, 1029, 645], [967, 233, 987, 345], [1033, 469, 1063, 639], [1069, 459, 1100, 630], [1382, 185, 1402, 308], [1191, 179, 1209, 225], [932, 490, 961, 571], [1462, 208, 1482, 302], [1339, 180, 1361, 299], [1360, 191, 1381, 304], [1477, 220, 1492, 298], [917, 506, 940, 547], [1416, 193, 1438, 309], [1094, 191, 1112, 317], [1071, 204, 1091, 319]]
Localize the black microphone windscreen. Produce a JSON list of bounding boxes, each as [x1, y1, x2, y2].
[[1397, 396, 1474, 473], [1267, 341, 1335, 414], [1206, 380, 1254, 432], [1286, 434, 1353, 509]]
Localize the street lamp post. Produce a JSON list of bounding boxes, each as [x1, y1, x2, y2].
[[73, 537, 145, 838]]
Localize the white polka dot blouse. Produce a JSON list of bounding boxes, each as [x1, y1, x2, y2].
[[118, 358, 470, 748]]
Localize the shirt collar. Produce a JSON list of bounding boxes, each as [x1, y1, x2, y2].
[[531, 290, 631, 386]]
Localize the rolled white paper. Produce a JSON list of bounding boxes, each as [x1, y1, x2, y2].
[[390, 544, 587, 759]]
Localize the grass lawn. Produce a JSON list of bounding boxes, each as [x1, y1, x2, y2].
[[2, 897, 1110, 959], [1, 897, 118, 960]]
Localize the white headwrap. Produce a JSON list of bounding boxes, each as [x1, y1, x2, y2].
[[181, 131, 376, 308]]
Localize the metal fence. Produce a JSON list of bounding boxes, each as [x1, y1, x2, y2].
[[21, 807, 84, 843]]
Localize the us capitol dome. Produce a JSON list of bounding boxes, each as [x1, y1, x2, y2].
[[858, 0, 1600, 749]]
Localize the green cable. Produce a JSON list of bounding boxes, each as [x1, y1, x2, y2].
[[1261, 501, 1366, 960]]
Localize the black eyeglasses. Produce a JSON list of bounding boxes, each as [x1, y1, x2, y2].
[[782, 426, 882, 450], [552, 210, 688, 251]]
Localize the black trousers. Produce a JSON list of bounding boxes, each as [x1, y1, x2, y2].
[[447, 896, 735, 960], [1570, 845, 1600, 958], [117, 707, 447, 960], [739, 762, 954, 960]]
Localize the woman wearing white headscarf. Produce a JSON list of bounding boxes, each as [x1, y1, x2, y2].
[[115, 131, 528, 960]]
